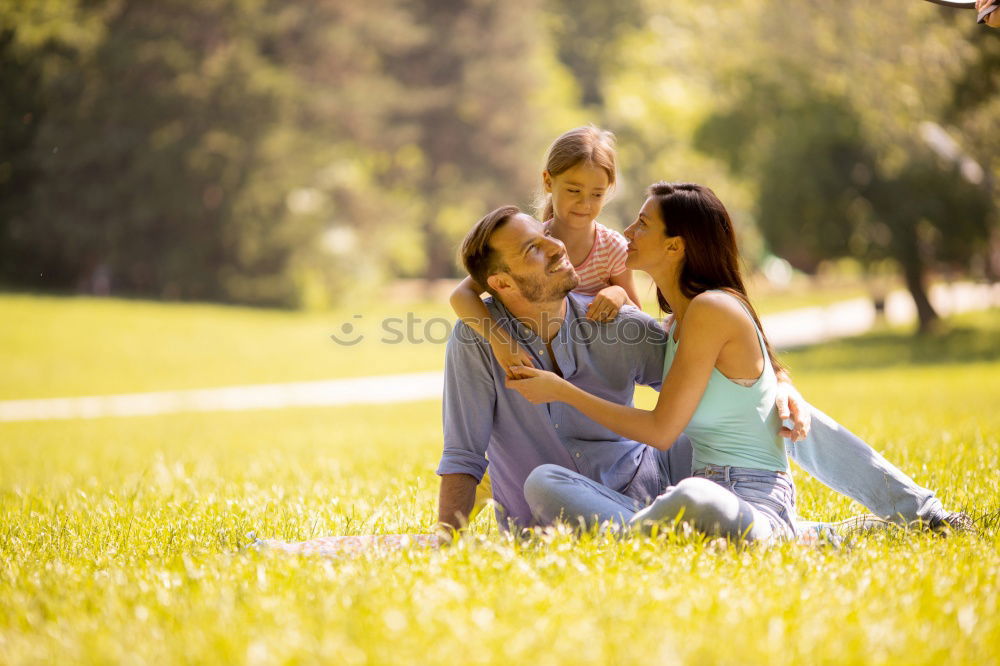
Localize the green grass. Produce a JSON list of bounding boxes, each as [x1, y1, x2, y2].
[[2, 281, 875, 401], [1, 299, 999, 664], [0, 294, 453, 399], [632, 273, 871, 317], [783, 308, 1000, 372], [749, 283, 870, 315]]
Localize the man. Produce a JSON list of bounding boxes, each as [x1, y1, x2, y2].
[[436, 206, 971, 534]]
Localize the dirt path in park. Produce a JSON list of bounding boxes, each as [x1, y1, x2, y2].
[[2, 282, 998, 423]]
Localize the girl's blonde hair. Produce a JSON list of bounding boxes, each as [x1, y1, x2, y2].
[[538, 125, 618, 222]]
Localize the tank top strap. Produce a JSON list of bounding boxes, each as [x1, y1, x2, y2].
[[706, 289, 771, 372]]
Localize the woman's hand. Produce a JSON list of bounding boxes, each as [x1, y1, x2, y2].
[[586, 286, 628, 322], [505, 365, 568, 404], [775, 379, 811, 442]]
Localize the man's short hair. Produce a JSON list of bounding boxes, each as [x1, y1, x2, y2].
[[460, 205, 520, 295]]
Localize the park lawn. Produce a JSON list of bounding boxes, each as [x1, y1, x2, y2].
[[1, 280, 878, 401], [749, 283, 870, 315], [0, 293, 455, 400], [1, 305, 999, 664], [630, 273, 871, 319]]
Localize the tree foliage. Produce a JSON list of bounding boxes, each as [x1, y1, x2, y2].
[[0, 0, 996, 316], [685, 1, 997, 331], [1, 0, 548, 305]]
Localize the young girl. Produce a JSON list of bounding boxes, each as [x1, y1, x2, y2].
[[450, 126, 642, 376], [508, 183, 797, 542]]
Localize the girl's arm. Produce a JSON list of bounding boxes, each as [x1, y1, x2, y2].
[[585, 272, 641, 322], [450, 276, 535, 376], [508, 295, 734, 449], [450, 276, 494, 340], [610, 270, 641, 310]]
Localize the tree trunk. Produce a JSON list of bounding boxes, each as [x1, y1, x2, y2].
[[901, 259, 939, 334], [422, 217, 452, 281]]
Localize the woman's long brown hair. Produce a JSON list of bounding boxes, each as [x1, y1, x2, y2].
[[647, 182, 786, 375]]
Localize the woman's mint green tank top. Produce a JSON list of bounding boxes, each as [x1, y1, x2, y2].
[[664, 292, 788, 472]]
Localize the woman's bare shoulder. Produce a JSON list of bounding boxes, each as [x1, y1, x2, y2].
[[688, 291, 753, 331]]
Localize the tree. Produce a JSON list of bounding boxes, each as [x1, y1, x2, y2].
[[382, 0, 545, 281], [0, 0, 103, 289], [685, 0, 996, 332], [1, 0, 417, 306], [544, 0, 645, 108]]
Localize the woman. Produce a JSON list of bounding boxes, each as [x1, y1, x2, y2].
[[508, 182, 797, 542]]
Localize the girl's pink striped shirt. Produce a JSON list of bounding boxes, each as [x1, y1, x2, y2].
[[544, 220, 629, 296]]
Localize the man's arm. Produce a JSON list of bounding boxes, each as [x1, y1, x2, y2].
[[629, 309, 669, 389], [435, 320, 497, 532], [437, 473, 478, 532]]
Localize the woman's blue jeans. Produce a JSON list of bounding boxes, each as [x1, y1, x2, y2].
[[523, 405, 948, 536], [524, 463, 796, 542]]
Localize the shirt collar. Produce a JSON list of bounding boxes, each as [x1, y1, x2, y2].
[[490, 296, 575, 346]]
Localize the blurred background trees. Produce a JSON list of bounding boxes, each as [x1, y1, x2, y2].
[[1, 0, 996, 320], [688, 1, 997, 331]]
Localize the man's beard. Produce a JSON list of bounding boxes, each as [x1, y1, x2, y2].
[[511, 264, 580, 303]]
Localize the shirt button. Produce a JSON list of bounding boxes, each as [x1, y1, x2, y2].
[[539, 349, 545, 355], [554, 423, 559, 429], [575, 452, 581, 458]]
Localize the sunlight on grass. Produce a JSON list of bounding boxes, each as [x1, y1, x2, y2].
[[0, 294, 454, 399], [1, 303, 998, 664], [0, 281, 887, 400], [632, 272, 871, 317]]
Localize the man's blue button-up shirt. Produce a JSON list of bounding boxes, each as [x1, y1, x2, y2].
[[436, 292, 668, 528]]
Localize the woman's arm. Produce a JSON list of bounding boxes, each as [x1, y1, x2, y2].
[[509, 295, 735, 449]]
